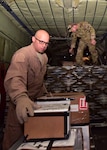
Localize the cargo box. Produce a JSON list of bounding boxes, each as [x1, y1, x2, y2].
[[24, 102, 70, 141]]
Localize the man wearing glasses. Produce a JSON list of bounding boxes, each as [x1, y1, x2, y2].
[[3, 30, 50, 150]]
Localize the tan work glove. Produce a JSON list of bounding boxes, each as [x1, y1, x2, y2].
[[16, 96, 39, 124]]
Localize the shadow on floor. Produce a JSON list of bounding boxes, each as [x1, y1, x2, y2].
[[91, 126, 107, 150]]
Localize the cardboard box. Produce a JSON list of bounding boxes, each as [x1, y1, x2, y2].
[[37, 92, 89, 125], [51, 128, 83, 150], [24, 102, 70, 141], [72, 125, 90, 150], [69, 92, 89, 125], [17, 128, 83, 150], [17, 140, 50, 150]]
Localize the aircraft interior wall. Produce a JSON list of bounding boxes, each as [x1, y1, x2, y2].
[[0, 11, 30, 64]]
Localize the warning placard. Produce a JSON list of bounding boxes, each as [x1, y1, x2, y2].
[[79, 96, 88, 110]]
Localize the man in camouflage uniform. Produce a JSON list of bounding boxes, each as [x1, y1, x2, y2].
[[68, 21, 98, 65]]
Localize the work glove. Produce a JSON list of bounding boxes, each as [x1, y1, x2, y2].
[[15, 96, 39, 124]]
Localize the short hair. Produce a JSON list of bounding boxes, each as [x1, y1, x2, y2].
[[67, 23, 77, 32]]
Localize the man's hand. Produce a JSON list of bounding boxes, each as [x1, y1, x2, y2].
[[15, 96, 39, 124], [91, 39, 96, 45], [69, 47, 74, 56]]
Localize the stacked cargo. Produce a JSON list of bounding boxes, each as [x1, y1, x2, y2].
[[16, 92, 90, 150]]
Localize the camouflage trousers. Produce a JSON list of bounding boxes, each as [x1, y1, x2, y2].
[[75, 40, 98, 65]]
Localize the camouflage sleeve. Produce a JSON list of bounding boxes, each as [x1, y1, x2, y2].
[[89, 24, 96, 40], [84, 22, 96, 40], [70, 32, 77, 48]]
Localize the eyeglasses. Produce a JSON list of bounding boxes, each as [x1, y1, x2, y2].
[[35, 37, 49, 46]]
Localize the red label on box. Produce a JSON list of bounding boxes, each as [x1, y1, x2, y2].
[[79, 96, 88, 110]]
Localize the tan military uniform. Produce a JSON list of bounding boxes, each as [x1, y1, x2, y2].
[[69, 21, 98, 65], [2, 43, 48, 150]]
